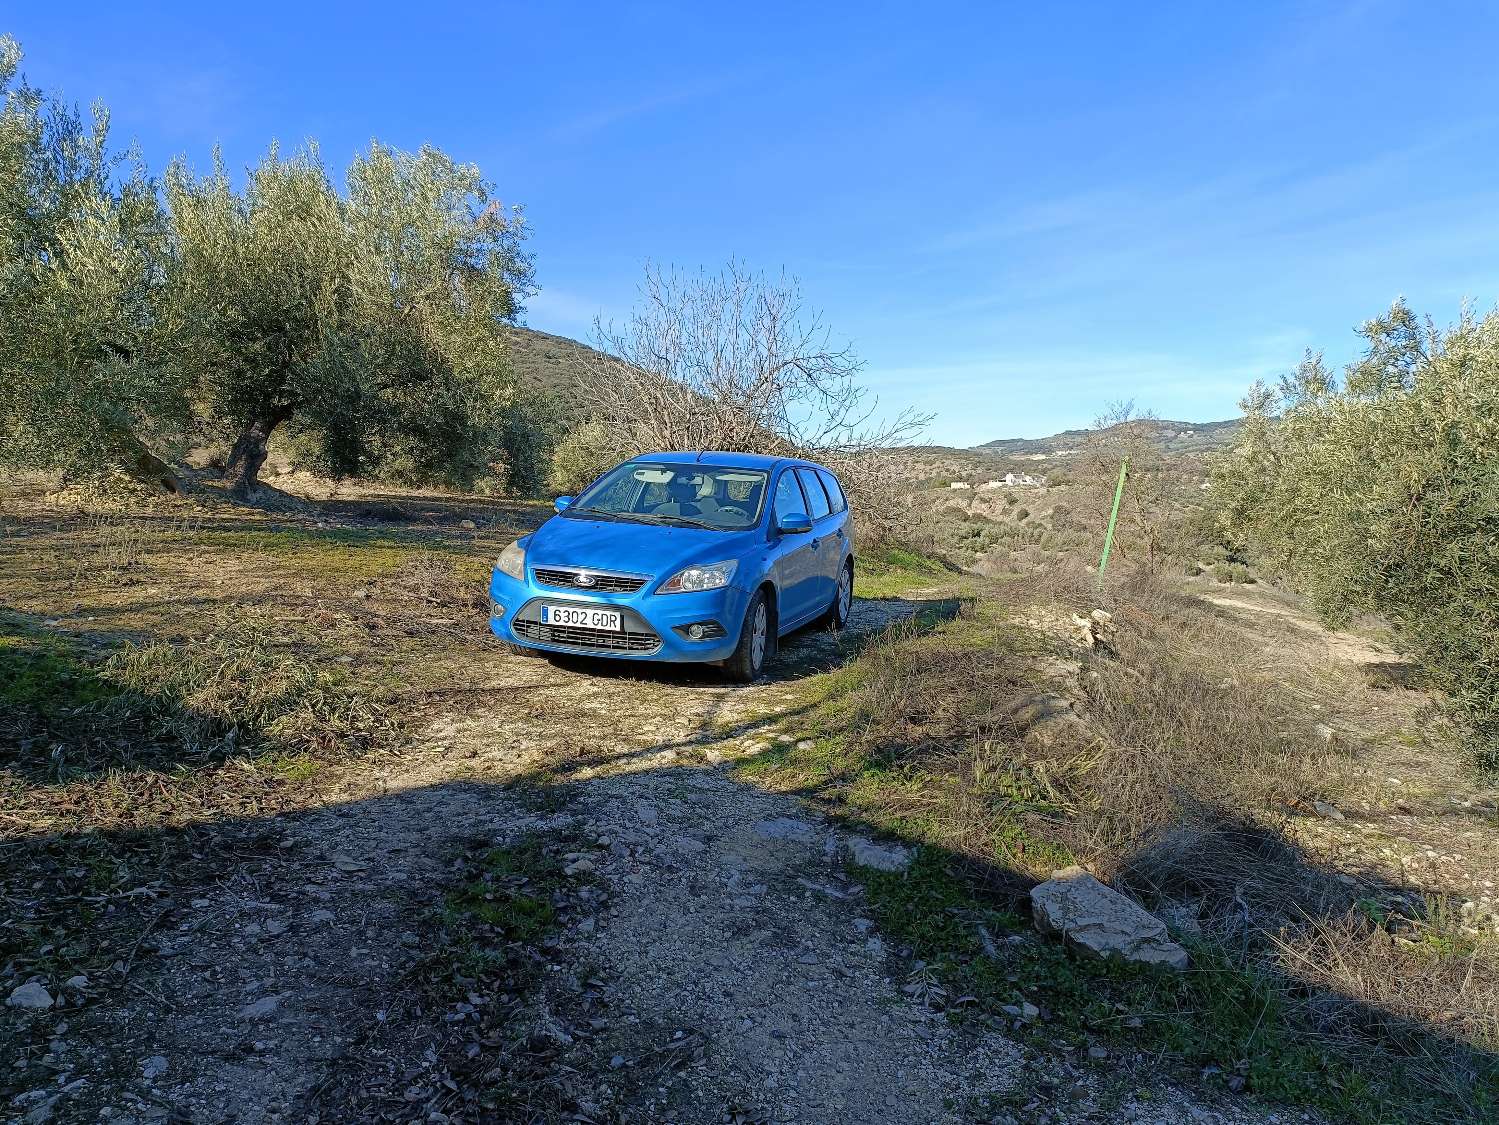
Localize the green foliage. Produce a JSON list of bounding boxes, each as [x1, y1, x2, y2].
[[3, 34, 542, 496], [166, 141, 534, 493], [546, 418, 615, 495], [1214, 301, 1499, 769], [1211, 561, 1255, 584], [0, 36, 181, 477]]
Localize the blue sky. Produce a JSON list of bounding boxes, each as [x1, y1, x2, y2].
[[10, 1, 1499, 444]]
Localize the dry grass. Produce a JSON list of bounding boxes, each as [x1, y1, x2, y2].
[[1073, 598, 1351, 909], [1274, 907, 1499, 1053], [3, 607, 400, 832], [746, 566, 1498, 1119]]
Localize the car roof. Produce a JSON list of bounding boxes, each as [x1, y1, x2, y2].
[[635, 450, 828, 472]]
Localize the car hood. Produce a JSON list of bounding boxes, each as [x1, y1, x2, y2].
[[525, 514, 761, 582]]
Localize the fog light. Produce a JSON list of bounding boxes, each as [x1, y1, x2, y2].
[[489, 598, 505, 619], [673, 620, 727, 642]]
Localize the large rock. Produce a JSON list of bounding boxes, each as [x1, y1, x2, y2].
[[1030, 866, 1189, 971], [845, 835, 913, 872], [6, 982, 53, 1010]]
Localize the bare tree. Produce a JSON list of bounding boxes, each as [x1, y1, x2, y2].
[[562, 261, 930, 544], [1074, 400, 1186, 568]]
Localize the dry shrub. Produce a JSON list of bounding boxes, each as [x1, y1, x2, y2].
[[562, 261, 931, 549], [827, 574, 1354, 915], [836, 609, 1035, 765], [1069, 597, 1348, 913]]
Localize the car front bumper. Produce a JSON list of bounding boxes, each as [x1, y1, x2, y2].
[[487, 567, 751, 663]]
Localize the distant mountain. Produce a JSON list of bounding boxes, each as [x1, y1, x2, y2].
[[976, 417, 1241, 457]]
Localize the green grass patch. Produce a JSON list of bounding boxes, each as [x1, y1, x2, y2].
[[0, 619, 125, 716], [860, 853, 1495, 1124], [854, 545, 961, 599], [439, 836, 563, 977]]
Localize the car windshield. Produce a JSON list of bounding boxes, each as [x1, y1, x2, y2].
[[566, 462, 770, 531]]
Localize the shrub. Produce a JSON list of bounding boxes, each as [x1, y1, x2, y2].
[[1211, 561, 1254, 584]]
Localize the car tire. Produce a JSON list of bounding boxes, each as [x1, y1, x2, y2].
[[723, 589, 772, 683], [501, 641, 547, 659], [814, 560, 855, 631]]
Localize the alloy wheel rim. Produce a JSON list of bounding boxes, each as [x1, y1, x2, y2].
[[839, 570, 852, 618], [750, 604, 767, 668]]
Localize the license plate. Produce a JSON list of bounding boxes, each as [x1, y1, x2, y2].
[[540, 604, 621, 631]]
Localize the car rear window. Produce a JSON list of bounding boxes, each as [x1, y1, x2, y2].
[[817, 469, 847, 513], [796, 468, 832, 520]]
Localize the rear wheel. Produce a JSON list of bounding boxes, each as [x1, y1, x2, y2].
[[814, 560, 854, 631], [723, 590, 772, 682]]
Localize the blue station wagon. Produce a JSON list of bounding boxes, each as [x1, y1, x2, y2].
[[488, 452, 854, 680]]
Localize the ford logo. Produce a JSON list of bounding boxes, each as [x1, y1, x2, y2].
[[575, 572, 597, 587]]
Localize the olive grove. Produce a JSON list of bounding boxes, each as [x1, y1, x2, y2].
[[1213, 300, 1499, 768]]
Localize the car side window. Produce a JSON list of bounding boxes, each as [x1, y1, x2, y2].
[[797, 468, 832, 520], [817, 469, 847, 514], [773, 470, 808, 522]]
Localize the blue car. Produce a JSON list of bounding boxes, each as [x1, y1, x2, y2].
[[488, 452, 854, 680]]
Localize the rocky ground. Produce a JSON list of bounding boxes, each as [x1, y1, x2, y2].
[[6, 480, 1485, 1124], [2, 585, 1310, 1124]]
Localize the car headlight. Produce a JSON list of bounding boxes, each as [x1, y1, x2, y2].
[[659, 559, 738, 594], [496, 540, 526, 580]]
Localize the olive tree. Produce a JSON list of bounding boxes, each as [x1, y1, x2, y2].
[[560, 261, 929, 543], [0, 36, 181, 485], [1214, 300, 1499, 769], [165, 142, 533, 498]]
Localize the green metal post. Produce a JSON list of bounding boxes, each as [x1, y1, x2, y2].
[[1098, 459, 1128, 574]]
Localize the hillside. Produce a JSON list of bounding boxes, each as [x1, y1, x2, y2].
[[502, 325, 609, 398], [977, 416, 1240, 457]]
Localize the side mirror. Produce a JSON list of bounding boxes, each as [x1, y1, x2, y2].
[[776, 512, 813, 535], [554, 495, 574, 513]]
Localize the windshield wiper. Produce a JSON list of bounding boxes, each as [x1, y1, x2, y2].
[[566, 505, 631, 523], [647, 513, 721, 530]]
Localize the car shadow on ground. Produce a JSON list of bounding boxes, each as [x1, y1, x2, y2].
[[535, 594, 965, 689]]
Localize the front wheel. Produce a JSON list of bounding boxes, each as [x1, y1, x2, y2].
[[722, 590, 772, 682]]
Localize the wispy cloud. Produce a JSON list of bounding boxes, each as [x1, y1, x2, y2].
[[546, 70, 755, 143]]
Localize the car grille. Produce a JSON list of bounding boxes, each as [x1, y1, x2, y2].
[[512, 618, 661, 653], [533, 567, 648, 593]]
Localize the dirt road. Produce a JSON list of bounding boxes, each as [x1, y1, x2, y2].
[[4, 581, 1303, 1125]]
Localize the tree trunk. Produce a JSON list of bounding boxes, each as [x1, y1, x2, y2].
[[223, 408, 290, 501], [132, 447, 183, 495]]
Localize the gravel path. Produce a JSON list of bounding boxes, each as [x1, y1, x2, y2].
[[10, 597, 1292, 1124]]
